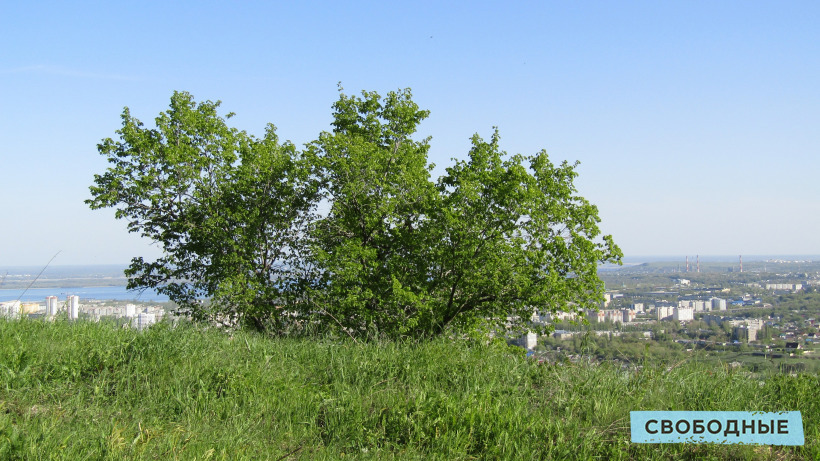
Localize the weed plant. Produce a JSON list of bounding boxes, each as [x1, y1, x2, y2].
[[0, 318, 816, 460]]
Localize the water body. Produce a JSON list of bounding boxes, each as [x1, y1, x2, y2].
[[0, 286, 169, 303]]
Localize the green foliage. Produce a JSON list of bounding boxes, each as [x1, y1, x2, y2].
[[88, 88, 621, 338], [306, 89, 439, 337], [87, 91, 317, 331], [424, 131, 621, 337]]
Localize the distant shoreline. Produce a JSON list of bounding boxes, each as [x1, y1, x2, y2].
[[620, 255, 820, 264], [2, 255, 818, 294], [4, 255, 818, 272]]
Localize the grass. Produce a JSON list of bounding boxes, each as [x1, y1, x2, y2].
[[0, 318, 817, 460]]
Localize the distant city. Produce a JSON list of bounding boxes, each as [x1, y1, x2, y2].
[[0, 296, 166, 330], [2, 256, 820, 352], [507, 256, 820, 358], [0, 265, 167, 329]]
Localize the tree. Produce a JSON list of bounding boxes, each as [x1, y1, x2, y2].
[[87, 91, 317, 331], [424, 132, 621, 336], [88, 88, 622, 338], [305, 89, 439, 337], [305, 89, 621, 338]]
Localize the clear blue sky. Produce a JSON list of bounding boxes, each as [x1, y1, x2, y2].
[[2, 1, 818, 266]]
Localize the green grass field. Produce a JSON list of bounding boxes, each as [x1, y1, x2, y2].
[[0, 319, 816, 460]]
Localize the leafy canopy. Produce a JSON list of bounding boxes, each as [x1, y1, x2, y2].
[[88, 88, 621, 338]]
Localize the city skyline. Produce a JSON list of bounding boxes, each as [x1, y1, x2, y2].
[[2, 2, 819, 266]]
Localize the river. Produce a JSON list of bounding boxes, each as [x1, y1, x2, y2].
[[0, 286, 169, 303]]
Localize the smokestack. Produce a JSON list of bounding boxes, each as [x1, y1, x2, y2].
[[697, 255, 700, 273], [740, 255, 743, 273], [686, 256, 689, 272]]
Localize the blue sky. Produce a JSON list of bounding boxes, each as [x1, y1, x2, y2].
[[1, 1, 818, 266]]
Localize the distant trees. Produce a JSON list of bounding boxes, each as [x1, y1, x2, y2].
[[88, 88, 621, 338]]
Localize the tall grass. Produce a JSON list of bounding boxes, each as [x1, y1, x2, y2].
[[0, 318, 816, 460]]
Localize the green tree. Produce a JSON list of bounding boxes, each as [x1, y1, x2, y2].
[[87, 91, 317, 331], [88, 88, 621, 339], [305, 89, 621, 338], [305, 89, 438, 337], [424, 132, 621, 336]]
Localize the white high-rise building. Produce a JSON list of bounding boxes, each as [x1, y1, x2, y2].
[[133, 312, 156, 330], [541, 311, 579, 323], [0, 301, 21, 318], [515, 331, 537, 350], [67, 295, 79, 319], [656, 306, 675, 321], [46, 296, 59, 317], [605, 310, 623, 324], [711, 298, 727, 311], [673, 307, 694, 322]]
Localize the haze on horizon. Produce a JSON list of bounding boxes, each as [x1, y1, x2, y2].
[[2, 2, 818, 267]]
